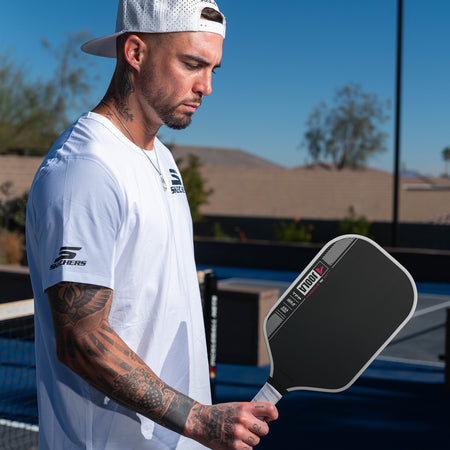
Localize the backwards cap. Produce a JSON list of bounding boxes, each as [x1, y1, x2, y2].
[[82, 0, 226, 58]]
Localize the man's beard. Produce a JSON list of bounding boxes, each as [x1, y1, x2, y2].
[[158, 104, 193, 130], [140, 70, 199, 129]]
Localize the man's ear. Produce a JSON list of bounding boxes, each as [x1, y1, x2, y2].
[[122, 34, 147, 72]]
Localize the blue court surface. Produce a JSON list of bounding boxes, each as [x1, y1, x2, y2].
[[204, 266, 450, 449], [1, 266, 449, 449], [214, 360, 448, 449]]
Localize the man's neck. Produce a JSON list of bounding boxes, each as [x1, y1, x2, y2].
[[93, 94, 160, 150]]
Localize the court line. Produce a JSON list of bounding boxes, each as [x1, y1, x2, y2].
[[377, 355, 445, 368], [413, 300, 450, 318]]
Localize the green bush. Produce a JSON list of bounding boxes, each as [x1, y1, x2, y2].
[[338, 206, 371, 236], [212, 222, 231, 240], [274, 219, 313, 243], [0, 189, 28, 236], [0, 229, 24, 265]]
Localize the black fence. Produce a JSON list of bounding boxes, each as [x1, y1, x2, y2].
[[194, 215, 450, 250], [194, 238, 450, 284]]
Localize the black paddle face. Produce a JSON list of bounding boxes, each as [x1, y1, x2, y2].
[[264, 236, 417, 394]]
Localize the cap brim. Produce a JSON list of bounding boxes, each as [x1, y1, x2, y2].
[[81, 32, 126, 58]]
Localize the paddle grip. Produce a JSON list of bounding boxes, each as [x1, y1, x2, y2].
[[251, 381, 283, 405]]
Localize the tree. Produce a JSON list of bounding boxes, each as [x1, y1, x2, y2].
[[166, 144, 213, 222], [41, 31, 95, 133], [442, 146, 450, 177], [179, 153, 213, 222], [303, 83, 390, 170], [0, 31, 95, 154], [0, 57, 56, 153]]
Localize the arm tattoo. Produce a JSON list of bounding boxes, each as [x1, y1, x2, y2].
[[46, 282, 194, 434]]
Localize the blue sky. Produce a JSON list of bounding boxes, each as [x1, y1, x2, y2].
[[3, 1, 450, 176]]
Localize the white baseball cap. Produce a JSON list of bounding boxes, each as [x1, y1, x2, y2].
[[81, 0, 226, 58]]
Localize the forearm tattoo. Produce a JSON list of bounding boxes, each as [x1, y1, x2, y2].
[[46, 282, 194, 434]]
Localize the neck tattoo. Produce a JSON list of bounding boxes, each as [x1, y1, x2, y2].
[[101, 100, 167, 191]]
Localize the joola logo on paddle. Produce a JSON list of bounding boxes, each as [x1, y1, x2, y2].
[[50, 247, 87, 270], [296, 262, 329, 297], [169, 169, 185, 194]]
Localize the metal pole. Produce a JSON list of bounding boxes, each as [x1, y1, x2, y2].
[[446, 307, 450, 392], [392, 0, 403, 247]]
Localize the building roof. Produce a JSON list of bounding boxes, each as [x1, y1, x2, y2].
[[197, 163, 450, 223], [171, 145, 281, 169], [1, 147, 449, 224]]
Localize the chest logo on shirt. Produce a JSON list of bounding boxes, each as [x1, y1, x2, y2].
[[50, 247, 87, 270], [169, 169, 185, 195]]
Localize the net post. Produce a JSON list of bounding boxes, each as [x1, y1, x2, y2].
[[445, 307, 450, 392], [198, 269, 219, 403]]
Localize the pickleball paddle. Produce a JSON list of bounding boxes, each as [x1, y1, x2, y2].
[[252, 234, 417, 404]]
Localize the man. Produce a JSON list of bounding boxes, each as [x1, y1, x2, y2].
[[26, 0, 278, 449]]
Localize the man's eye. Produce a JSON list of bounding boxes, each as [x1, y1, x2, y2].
[[185, 63, 199, 70]]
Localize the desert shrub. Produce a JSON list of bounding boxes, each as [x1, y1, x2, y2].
[[0, 229, 24, 265], [338, 206, 371, 236], [274, 219, 313, 243]]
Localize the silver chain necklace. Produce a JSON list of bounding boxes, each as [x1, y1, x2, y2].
[[101, 100, 167, 191]]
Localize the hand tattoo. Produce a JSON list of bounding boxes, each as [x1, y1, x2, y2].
[[187, 404, 236, 446], [252, 423, 262, 434]]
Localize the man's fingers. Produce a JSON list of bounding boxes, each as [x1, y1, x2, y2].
[[251, 402, 279, 422], [244, 433, 260, 448], [185, 401, 278, 449], [250, 421, 264, 436]]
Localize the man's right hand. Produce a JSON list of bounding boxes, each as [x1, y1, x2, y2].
[[185, 401, 278, 449]]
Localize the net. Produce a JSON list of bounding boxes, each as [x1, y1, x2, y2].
[[0, 299, 38, 450], [0, 271, 217, 449]]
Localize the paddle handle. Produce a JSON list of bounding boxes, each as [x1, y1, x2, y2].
[[251, 381, 283, 405]]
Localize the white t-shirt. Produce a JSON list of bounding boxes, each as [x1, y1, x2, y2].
[[26, 112, 211, 449]]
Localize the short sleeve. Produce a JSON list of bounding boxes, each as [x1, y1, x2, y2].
[[28, 156, 123, 291]]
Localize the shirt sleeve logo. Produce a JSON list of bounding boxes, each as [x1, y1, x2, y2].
[[50, 246, 87, 270]]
